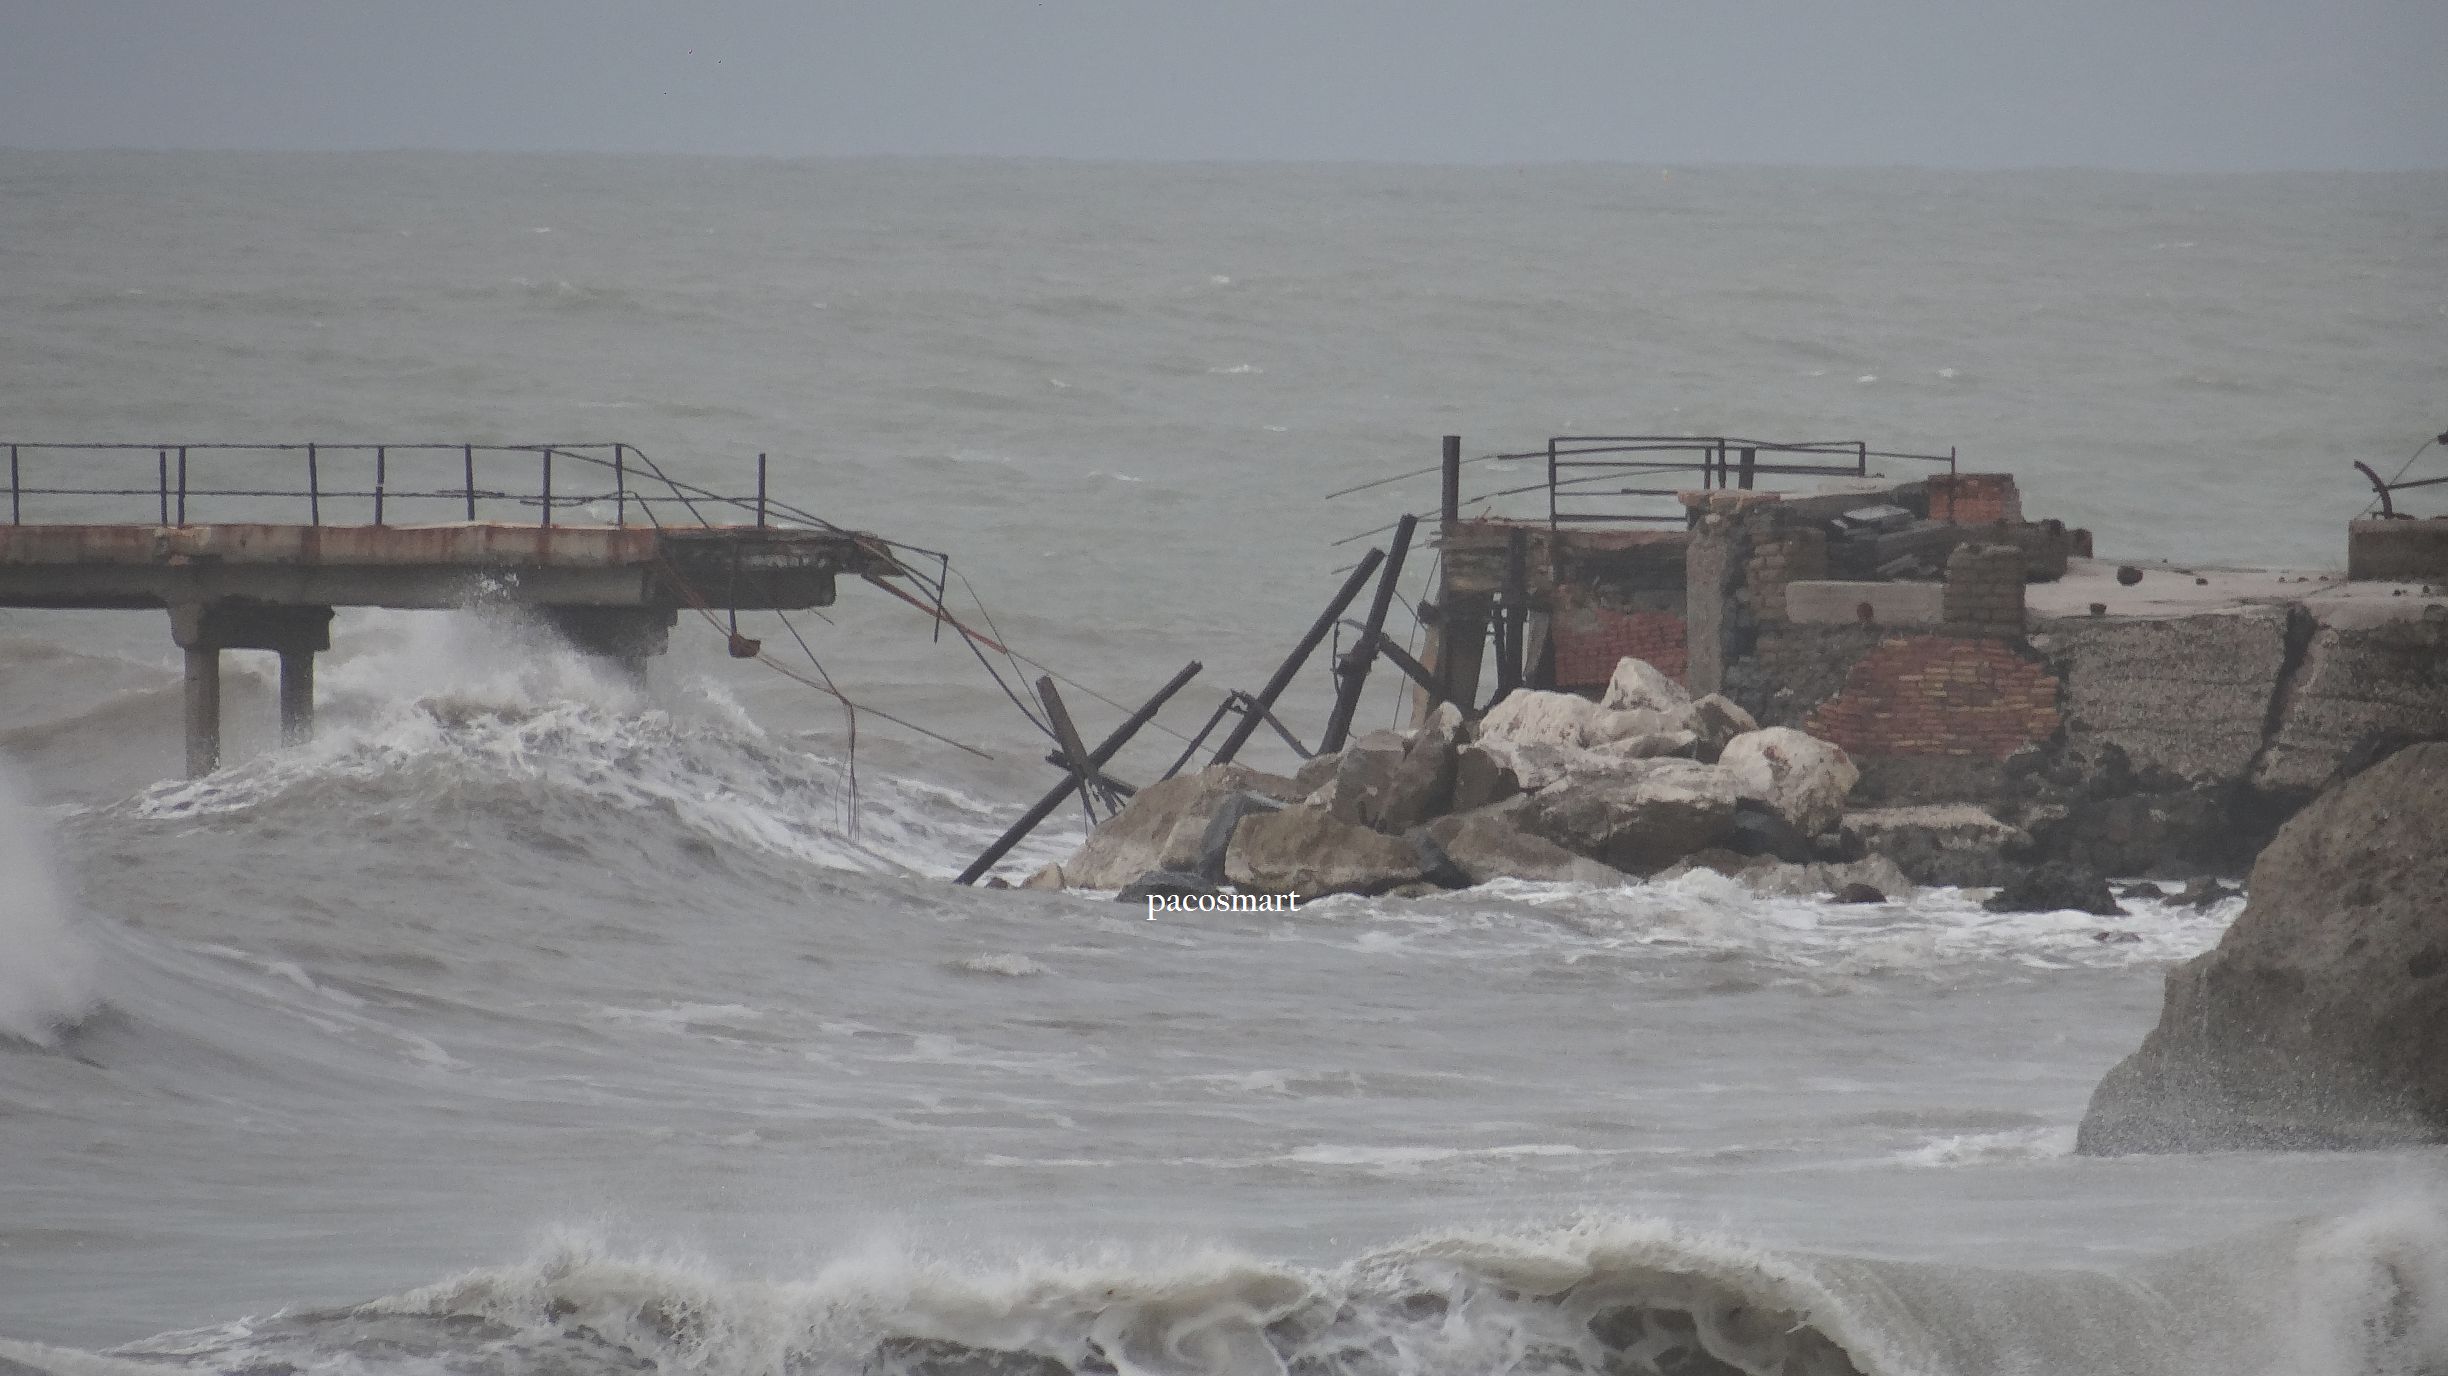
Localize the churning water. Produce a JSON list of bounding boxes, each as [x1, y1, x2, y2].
[[1, 152, 2445, 1374]]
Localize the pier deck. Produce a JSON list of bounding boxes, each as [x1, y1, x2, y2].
[[0, 441, 920, 776]]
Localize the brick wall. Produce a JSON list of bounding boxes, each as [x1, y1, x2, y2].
[[1553, 603, 1687, 687], [1941, 543, 2027, 637], [1803, 635, 2061, 760], [1927, 473, 2024, 525]]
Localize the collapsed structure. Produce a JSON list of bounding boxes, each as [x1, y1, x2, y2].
[[1025, 435, 2448, 896]]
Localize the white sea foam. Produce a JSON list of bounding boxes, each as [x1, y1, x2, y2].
[[0, 760, 99, 1046]]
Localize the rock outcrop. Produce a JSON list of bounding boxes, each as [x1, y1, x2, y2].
[[1520, 758, 1741, 874], [1840, 805, 2030, 888], [2076, 742, 2448, 1154], [1717, 727, 1860, 836], [1044, 763, 1304, 889], [1039, 656, 1875, 897], [1223, 805, 1427, 897]]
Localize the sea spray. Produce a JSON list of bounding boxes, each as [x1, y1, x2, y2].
[[0, 758, 98, 1045]]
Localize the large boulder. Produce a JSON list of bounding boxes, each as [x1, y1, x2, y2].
[[1223, 805, 1428, 897], [1684, 693, 1759, 762], [1448, 743, 1522, 813], [1597, 657, 1692, 716], [1421, 811, 1627, 887], [1375, 703, 1463, 834], [1519, 758, 1741, 873], [1053, 763, 1304, 889], [1717, 727, 1860, 836], [1582, 706, 1687, 747], [1476, 689, 1598, 752], [1841, 805, 2032, 888], [1985, 861, 2123, 916], [2077, 743, 2448, 1154], [1322, 730, 1410, 827]]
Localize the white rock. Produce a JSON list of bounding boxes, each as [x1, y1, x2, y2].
[[1598, 657, 1693, 716], [1717, 727, 1860, 836], [1476, 689, 1597, 750]]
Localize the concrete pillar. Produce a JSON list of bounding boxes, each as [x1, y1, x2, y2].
[[278, 648, 316, 744], [170, 601, 332, 776], [183, 646, 221, 778]]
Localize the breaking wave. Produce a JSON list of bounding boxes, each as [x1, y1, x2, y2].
[[108, 611, 1044, 881], [0, 759, 100, 1045], [27, 1204, 2443, 1376]]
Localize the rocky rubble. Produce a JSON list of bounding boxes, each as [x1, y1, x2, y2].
[[1031, 657, 1920, 903]]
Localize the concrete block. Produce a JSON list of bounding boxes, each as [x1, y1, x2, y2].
[[1783, 580, 1945, 627]]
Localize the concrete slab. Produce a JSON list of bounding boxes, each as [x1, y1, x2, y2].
[[2028, 558, 2448, 630]]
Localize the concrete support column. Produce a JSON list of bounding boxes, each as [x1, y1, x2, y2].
[[183, 645, 222, 778], [278, 648, 316, 744], [170, 601, 333, 777]]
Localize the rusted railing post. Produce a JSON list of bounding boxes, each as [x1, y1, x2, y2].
[[756, 453, 768, 527], [1441, 434, 1461, 522], [1317, 512, 1417, 755], [7, 445, 18, 524], [307, 443, 321, 525], [1496, 526, 1528, 700], [1211, 548, 1384, 766], [156, 449, 168, 525], [614, 444, 626, 526], [1738, 447, 1757, 491], [463, 444, 477, 521], [373, 445, 387, 525], [175, 446, 189, 525], [956, 660, 1203, 885], [541, 447, 554, 527]]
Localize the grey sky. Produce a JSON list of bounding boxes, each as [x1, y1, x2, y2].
[[4, 1, 2444, 171]]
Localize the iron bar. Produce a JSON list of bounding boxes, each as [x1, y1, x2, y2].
[[176, 446, 188, 525], [1162, 696, 1238, 782], [1497, 527, 1529, 700], [757, 454, 768, 527], [464, 444, 477, 520], [613, 444, 626, 526], [8, 445, 18, 524], [1318, 512, 1417, 755], [157, 449, 168, 525], [955, 660, 1203, 885], [307, 444, 320, 525], [1441, 435, 1462, 523], [1210, 548, 1385, 766], [373, 446, 387, 525], [541, 447, 553, 526], [1037, 676, 1104, 823]]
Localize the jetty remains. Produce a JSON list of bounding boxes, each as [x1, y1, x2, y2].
[[994, 431, 2448, 891], [0, 442, 913, 775]]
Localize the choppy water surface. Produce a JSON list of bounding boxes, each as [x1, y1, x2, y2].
[[2, 152, 2445, 1374]]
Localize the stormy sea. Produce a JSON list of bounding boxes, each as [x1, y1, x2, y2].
[[2, 152, 2445, 1375]]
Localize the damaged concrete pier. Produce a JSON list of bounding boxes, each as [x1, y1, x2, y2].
[[0, 442, 903, 775]]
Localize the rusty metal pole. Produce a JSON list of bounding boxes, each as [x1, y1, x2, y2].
[[7, 444, 18, 524], [1318, 513, 1417, 755], [1441, 435, 1461, 522], [757, 454, 768, 527], [156, 449, 168, 525], [956, 660, 1203, 885], [541, 448, 554, 527], [1496, 527, 1528, 700], [373, 446, 387, 525], [307, 444, 321, 525], [614, 444, 627, 526], [463, 444, 477, 521], [1211, 548, 1384, 767], [1738, 446, 1757, 491], [175, 447, 188, 525]]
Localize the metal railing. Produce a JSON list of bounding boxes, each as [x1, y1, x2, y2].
[[1544, 436, 1958, 525], [3, 441, 826, 535]]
